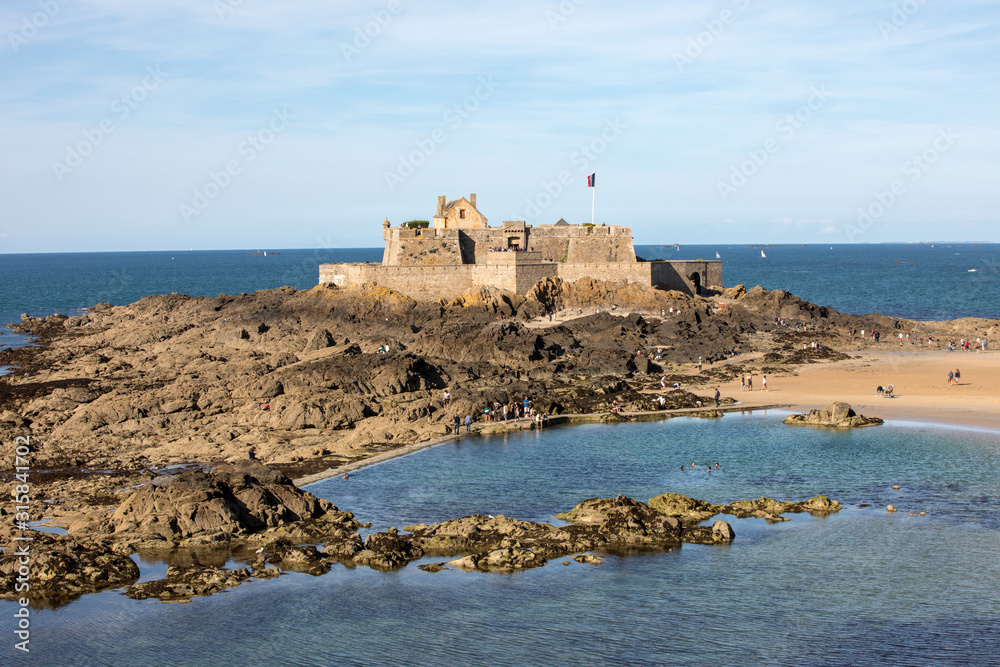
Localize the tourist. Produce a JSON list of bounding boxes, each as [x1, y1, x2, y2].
[[453, 415, 461, 433], [715, 463, 720, 469], [523, 396, 531, 415], [248, 447, 256, 461], [503, 403, 508, 421], [465, 414, 473, 433], [954, 368, 961, 384], [697, 356, 702, 372], [947, 370, 954, 385], [740, 375, 746, 391], [661, 376, 667, 388], [680, 465, 685, 471], [714, 387, 720, 407], [762, 375, 768, 391], [443, 389, 451, 405], [747, 373, 753, 391]]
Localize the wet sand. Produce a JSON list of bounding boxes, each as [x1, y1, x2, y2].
[[734, 350, 1000, 430]]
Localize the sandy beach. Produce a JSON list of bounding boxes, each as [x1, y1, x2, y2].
[[732, 349, 1000, 430]]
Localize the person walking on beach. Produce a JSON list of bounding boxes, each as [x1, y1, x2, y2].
[[762, 375, 768, 391], [714, 387, 721, 407], [740, 375, 746, 391], [747, 373, 753, 391], [947, 370, 954, 385], [954, 368, 961, 384]]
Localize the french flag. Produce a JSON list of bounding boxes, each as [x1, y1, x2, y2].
[[586, 173, 596, 187]]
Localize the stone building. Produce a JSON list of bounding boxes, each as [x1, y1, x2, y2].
[[320, 193, 722, 301]]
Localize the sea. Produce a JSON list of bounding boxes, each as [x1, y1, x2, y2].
[[1, 243, 999, 666]]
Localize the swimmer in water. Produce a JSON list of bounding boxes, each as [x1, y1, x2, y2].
[[343, 473, 349, 480], [715, 463, 720, 469], [680, 466, 685, 471]]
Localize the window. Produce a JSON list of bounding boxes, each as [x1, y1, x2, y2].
[[459, 209, 466, 219]]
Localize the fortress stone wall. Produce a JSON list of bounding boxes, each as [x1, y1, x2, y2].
[[320, 193, 722, 300]]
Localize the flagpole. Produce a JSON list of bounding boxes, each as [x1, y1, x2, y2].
[[591, 177, 596, 226]]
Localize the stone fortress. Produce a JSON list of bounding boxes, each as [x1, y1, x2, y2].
[[319, 193, 722, 301]]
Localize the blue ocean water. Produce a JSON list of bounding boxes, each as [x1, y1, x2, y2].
[[12, 414, 1000, 666]]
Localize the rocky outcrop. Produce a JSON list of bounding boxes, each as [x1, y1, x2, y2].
[[0, 532, 139, 605], [110, 461, 358, 547], [724, 495, 842, 519], [352, 528, 424, 569], [782, 402, 883, 428], [552, 494, 682, 546], [125, 564, 252, 602]]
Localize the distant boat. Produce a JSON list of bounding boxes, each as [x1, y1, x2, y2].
[[761, 250, 767, 258], [716, 252, 721, 259], [968, 269, 977, 272]]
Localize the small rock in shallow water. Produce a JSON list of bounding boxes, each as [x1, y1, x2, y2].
[[887, 505, 897, 512], [892, 485, 901, 490]]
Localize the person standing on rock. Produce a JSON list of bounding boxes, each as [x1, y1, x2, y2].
[[443, 390, 451, 405], [523, 396, 530, 417], [465, 414, 473, 433], [453, 415, 461, 434]]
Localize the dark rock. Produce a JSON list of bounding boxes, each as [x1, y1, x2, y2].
[[110, 461, 344, 546], [783, 402, 883, 428], [353, 528, 424, 569], [126, 564, 250, 602], [0, 532, 139, 606]]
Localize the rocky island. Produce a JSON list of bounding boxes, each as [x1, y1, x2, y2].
[[1, 275, 996, 604]]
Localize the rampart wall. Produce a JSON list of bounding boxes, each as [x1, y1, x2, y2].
[[381, 225, 636, 266], [319, 259, 722, 300]]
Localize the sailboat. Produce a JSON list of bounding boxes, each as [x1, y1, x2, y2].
[[761, 250, 767, 258], [715, 252, 721, 259]]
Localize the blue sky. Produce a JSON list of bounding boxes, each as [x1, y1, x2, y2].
[[1, 0, 998, 253]]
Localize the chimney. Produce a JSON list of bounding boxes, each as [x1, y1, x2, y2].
[[437, 196, 445, 216], [470, 193, 477, 209]]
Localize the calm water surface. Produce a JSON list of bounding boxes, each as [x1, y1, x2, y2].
[[13, 413, 1000, 666]]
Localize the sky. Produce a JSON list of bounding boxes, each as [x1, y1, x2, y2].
[[1, 0, 999, 253]]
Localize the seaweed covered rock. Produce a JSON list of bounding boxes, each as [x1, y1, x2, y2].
[[447, 546, 547, 572], [648, 493, 724, 524], [126, 564, 250, 602], [725, 495, 842, 519], [404, 514, 550, 552], [0, 532, 139, 606], [353, 528, 424, 569], [553, 494, 682, 546]]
